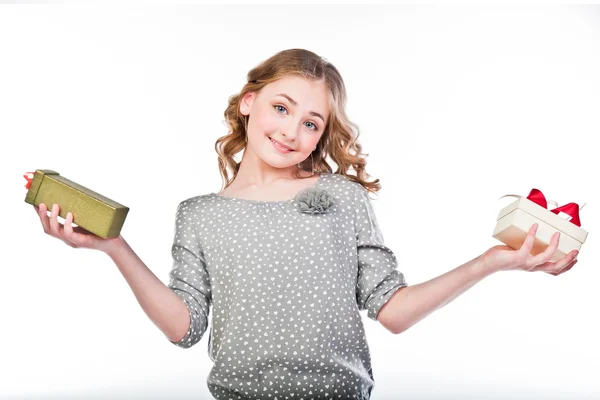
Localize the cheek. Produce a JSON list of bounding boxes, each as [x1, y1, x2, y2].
[[253, 108, 279, 133], [306, 136, 322, 150], [293, 133, 320, 151]]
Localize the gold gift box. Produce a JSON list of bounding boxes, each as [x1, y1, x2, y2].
[[24, 169, 129, 239]]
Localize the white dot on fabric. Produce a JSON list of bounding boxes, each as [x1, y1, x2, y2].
[[166, 172, 407, 399]]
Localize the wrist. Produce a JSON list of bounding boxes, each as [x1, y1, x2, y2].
[[472, 253, 499, 279], [103, 235, 128, 258]]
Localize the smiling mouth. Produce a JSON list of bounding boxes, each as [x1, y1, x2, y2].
[[270, 137, 295, 152]]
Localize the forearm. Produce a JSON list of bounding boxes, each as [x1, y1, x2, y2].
[[380, 254, 496, 334], [106, 236, 190, 342]]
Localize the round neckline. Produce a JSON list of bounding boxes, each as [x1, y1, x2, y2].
[[210, 173, 327, 204]]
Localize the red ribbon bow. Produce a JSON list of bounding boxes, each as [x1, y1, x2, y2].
[[23, 171, 34, 190], [526, 188, 583, 227]]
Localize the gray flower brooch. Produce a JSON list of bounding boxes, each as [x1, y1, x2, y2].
[[293, 186, 337, 214]]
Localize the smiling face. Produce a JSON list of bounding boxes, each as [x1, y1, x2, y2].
[[239, 75, 330, 173]]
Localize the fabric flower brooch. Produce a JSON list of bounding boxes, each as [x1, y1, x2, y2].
[[294, 186, 337, 214]]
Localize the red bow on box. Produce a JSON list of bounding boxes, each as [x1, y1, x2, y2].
[[23, 171, 34, 190], [501, 188, 585, 227]]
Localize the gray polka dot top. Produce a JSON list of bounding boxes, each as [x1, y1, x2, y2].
[[167, 172, 407, 400]]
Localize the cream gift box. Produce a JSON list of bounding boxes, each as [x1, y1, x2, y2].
[[492, 192, 588, 263]]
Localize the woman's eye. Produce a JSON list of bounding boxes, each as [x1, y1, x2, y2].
[[274, 105, 318, 131]]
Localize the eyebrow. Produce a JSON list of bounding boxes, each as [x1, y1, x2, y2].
[[275, 93, 326, 123]]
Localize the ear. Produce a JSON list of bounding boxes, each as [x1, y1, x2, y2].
[[239, 91, 256, 116]]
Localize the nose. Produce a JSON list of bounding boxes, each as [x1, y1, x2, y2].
[[280, 117, 301, 140]]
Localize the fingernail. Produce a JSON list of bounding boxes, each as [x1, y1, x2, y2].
[[67, 212, 72, 219]]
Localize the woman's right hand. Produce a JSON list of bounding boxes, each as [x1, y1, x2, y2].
[[35, 203, 123, 254]]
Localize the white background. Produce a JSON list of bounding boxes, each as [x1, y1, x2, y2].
[[1, 4, 599, 400]]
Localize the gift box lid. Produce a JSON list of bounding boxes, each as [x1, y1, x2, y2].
[[497, 197, 588, 243], [24, 169, 127, 209]]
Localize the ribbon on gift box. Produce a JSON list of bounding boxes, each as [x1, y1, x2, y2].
[[500, 189, 586, 227], [23, 171, 34, 190]]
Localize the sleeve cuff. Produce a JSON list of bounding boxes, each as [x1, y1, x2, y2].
[[366, 272, 408, 321]]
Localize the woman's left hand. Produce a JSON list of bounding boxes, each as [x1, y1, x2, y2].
[[481, 223, 579, 275]]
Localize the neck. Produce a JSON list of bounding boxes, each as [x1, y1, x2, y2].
[[234, 149, 307, 187]]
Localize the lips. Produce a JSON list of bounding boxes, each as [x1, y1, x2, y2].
[[270, 137, 295, 152]]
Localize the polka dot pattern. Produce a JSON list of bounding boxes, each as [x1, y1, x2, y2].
[[166, 173, 407, 399]]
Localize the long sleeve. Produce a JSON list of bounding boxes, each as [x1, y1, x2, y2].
[[354, 184, 407, 321], [167, 200, 212, 349]]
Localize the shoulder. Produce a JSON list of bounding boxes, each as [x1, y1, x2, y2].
[[322, 173, 376, 213], [175, 193, 214, 213], [325, 172, 369, 197], [325, 172, 358, 188]]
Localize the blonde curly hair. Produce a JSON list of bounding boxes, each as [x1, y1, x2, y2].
[[215, 48, 381, 195]]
